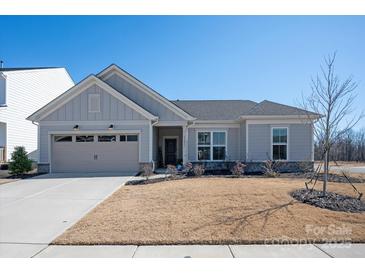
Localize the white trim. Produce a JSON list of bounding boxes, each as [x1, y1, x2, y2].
[[246, 119, 312, 125], [191, 123, 240, 128], [182, 125, 188, 164], [97, 65, 195, 121], [271, 127, 289, 161], [48, 130, 142, 173], [149, 122, 153, 162], [39, 120, 149, 126], [241, 115, 320, 120], [156, 121, 188, 127], [48, 134, 52, 173], [194, 120, 239, 124], [162, 136, 179, 166], [87, 93, 101, 113], [196, 130, 228, 162], [27, 75, 158, 122]]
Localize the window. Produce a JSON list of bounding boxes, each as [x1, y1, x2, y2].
[[120, 135, 138, 142], [198, 132, 211, 160], [98, 135, 116, 142], [54, 135, 72, 142], [197, 131, 226, 161], [272, 128, 288, 160], [88, 94, 100, 112], [76, 135, 94, 142], [127, 135, 138, 142]]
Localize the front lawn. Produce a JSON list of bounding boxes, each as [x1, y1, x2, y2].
[[54, 177, 365, 245]]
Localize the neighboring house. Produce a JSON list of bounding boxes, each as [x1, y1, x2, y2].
[[0, 67, 74, 162], [27, 64, 320, 174]]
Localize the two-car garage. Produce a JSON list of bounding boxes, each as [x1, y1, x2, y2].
[[50, 133, 140, 173]]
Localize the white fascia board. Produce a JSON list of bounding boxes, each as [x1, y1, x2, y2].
[[155, 121, 188, 127], [240, 115, 320, 120], [27, 75, 158, 122], [246, 119, 313, 125], [194, 120, 239, 124], [97, 64, 196, 121]]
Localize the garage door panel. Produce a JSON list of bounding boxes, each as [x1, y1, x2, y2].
[[51, 138, 139, 173]]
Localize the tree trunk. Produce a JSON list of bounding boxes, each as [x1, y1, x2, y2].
[[323, 150, 328, 195]]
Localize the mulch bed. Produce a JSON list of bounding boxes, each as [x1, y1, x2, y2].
[[291, 189, 365, 213], [127, 172, 365, 187]]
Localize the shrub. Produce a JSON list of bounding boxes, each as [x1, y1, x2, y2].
[[9, 146, 32, 176], [166, 164, 178, 179], [141, 163, 153, 180], [193, 164, 205, 177], [263, 160, 279, 177], [183, 162, 193, 175], [231, 161, 246, 177]]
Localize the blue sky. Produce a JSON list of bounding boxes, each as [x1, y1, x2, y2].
[[1, 16, 364, 127]]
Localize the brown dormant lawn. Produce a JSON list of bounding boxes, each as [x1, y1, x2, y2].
[[54, 177, 365, 245]]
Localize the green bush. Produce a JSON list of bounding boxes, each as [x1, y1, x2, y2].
[[9, 146, 32, 176]]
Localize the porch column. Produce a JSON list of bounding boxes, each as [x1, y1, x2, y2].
[[182, 125, 188, 164]]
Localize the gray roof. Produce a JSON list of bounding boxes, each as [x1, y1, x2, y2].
[[0, 67, 59, 72], [246, 100, 319, 116], [171, 99, 319, 120], [171, 100, 257, 120]]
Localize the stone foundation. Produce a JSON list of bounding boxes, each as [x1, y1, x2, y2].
[[37, 163, 50, 174], [244, 161, 314, 174], [139, 162, 155, 172], [191, 161, 314, 174]]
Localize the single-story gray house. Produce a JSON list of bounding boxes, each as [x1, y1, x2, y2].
[[27, 64, 320, 174]]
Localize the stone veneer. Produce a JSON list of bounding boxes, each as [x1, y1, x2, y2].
[[37, 163, 50, 174], [191, 161, 314, 174], [38, 161, 313, 174]]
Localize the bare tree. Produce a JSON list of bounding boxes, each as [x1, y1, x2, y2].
[[301, 52, 363, 195]]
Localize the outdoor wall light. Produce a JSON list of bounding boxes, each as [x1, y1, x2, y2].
[[108, 124, 114, 130], [73, 125, 79, 131]]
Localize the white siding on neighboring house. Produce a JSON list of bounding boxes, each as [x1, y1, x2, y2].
[[0, 74, 6, 106], [0, 68, 74, 161]]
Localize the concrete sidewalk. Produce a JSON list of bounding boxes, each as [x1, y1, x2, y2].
[[4, 243, 360, 258]]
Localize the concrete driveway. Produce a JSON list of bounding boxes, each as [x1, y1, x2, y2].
[[314, 163, 365, 174], [0, 173, 132, 257], [330, 165, 365, 174]]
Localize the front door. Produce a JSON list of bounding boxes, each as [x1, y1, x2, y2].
[[164, 138, 177, 166]]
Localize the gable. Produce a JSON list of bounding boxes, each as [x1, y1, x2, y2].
[[28, 75, 157, 122], [98, 65, 195, 121], [42, 83, 147, 121]]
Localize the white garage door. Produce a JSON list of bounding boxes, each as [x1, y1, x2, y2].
[[51, 134, 140, 173]]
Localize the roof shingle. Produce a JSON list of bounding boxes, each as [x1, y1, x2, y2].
[[171, 100, 257, 120], [171, 99, 320, 120]]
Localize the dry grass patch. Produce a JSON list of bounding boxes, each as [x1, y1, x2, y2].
[[54, 177, 365, 245]]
